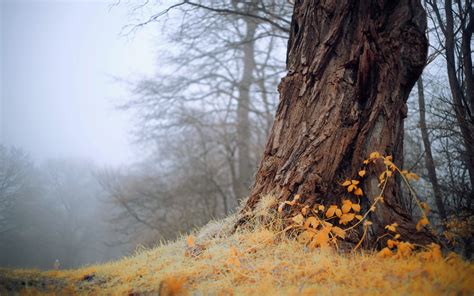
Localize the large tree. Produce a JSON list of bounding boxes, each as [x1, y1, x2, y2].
[[238, 0, 435, 247]]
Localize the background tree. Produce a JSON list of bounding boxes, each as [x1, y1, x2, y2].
[[425, 0, 473, 209], [0, 145, 33, 238], [0, 148, 122, 269], [104, 0, 293, 244]]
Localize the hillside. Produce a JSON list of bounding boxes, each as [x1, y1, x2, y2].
[[1, 207, 473, 296]]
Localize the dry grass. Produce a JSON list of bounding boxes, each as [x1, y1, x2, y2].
[[1, 197, 473, 295]]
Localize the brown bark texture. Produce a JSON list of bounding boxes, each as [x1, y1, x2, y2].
[[239, 0, 435, 246]]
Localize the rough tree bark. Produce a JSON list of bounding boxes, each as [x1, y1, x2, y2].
[[238, 0, 435, 247]]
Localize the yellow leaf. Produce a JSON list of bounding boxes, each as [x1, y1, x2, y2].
[[379, 171, 386, 182], [311, 229, 330, 249], [421, 202, 430, 213], [187, 236, 195, 248], [323, 221, 333, 228], [364, 220, 373, 226], [354, 188, 363, 196], [331, 226, 346, 239], [342, 180, 351, 187], [318, 205, 325, 212], [358, 170, 366, 177], [335, 208, 342, 217], [416, 215, 430, 231], [292, 214, 305, 225], [394, 234, 401, 239], [351, 180, 360, 185], [396, 242, 414, 257], [347, 184, 355, 193], [341, 202, 352, 214], [387, 239, 398, 249], [304, 216, 319, 229], [352, 204, 361, 212], [355, 215, 363, 220], [294, 194, 301, 201], [340, 213, 355, 225], [385, 223, 398, 232], [363, 159, 369, 165], [326, 205, 337, 218], [378, 247, 392, 258], [369, 152, 381, 160]]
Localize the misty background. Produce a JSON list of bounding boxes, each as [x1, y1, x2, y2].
[[0, 0, 160, 269], [1, 0, 472, 270]]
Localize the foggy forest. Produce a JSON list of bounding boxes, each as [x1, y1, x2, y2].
[[0, 0, 473, 294]]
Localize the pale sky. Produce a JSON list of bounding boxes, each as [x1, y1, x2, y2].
[[1, 0, 159, 166]]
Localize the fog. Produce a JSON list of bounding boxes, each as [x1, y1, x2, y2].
[[0, 0, 160, 269], [1, 0, 156, 165]]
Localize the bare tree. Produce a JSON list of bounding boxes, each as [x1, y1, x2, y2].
[[0, 145, 32, 236], [122, 0, 292, 210], [425, 0, 473, 209]]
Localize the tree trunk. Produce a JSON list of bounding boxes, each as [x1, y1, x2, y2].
[[417, 76, 447, 223], [238, 0, 435, 247], [236, 8, 258, 201], [443, 0, 474, 211]]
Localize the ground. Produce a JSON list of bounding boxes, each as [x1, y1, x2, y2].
[[1, 206, 473, 295]]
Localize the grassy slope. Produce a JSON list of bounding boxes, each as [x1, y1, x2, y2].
[[1, 226, 473, 295], [1, 200, 473, 295]]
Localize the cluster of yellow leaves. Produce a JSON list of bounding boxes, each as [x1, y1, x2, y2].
[[385, 222, 398, 233], [296, 217, 343, 249], [325, 200, 362, 225], [281, 194, 366, 250], [280, 152, 437, 256], [342, 180, 363, 196], [378, 224, 415, 259]]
